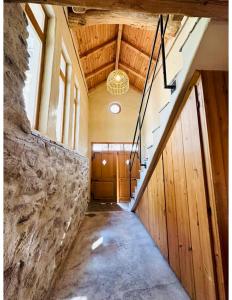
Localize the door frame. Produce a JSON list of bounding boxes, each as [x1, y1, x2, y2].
[[91, 142, 137, 202]]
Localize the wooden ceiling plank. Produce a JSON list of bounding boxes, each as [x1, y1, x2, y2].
[[121, 40, 156, 63], [119, 62, 146, 81], [8, 0, 228, 20], [115, 24, 123, 70], [86, 61, 115, 80], [80, 38, 116, 59]]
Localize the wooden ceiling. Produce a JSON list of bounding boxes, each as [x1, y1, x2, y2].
[[70, 10, 182, 92]]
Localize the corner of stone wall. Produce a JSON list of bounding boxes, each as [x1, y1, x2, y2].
[[4, 4, 89, 300]]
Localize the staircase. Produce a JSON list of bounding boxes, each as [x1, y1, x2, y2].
[[129, 15, 176, 210], [129, 15, 210, 211]]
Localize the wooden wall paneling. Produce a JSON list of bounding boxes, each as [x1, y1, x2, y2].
[[137, 188, 149, 231], [139, 155, 168, 260], [147, 170, 155, 242], [181, 88, 216, 300], [171, 119, 195, 298], [163, 136, 181, 277], [155, 156, 168, 259], [196, 71, 228, 300]]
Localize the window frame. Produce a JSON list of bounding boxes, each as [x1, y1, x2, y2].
[[56, 50, 68, 143], [72, 83, 79, 150], [25, 3, 48, 129]]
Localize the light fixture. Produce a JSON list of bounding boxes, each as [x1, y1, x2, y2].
[[109, 103, 121, 114], [102, 160, 107, 166], [107, 69, 129, 96]]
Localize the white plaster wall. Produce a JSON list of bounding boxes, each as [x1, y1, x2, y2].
[[141, 17, 228, 161]]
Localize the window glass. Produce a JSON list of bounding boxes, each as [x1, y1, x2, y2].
[[92, 144, 102, 152], [109, 103, 121, 114], [109, 144, 123, 151], [56, 77, 65, 142], [29, 4, 46, 32], [92, 144, 109, 151], [23, 18, 43, 128], [124, 144, 133, 151], [92, 143, 136, 152]]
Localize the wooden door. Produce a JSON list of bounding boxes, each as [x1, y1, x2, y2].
[[92, 151, 116, 201], [117, 151, 140, 202]]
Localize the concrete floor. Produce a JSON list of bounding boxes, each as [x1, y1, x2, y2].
[[51, 208, 190, 300]]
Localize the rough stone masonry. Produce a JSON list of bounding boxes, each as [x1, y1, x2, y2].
[[4, 4, 89, 300]]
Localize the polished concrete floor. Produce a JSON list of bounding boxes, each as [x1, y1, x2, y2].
[[51, 205, 190, 300]]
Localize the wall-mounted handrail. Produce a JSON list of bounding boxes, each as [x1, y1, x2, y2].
[[129, 14, 175, 198], [160, 15, 176, 91]]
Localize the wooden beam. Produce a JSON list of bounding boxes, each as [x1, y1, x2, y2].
[[119, 62, 146, 81], [85, 61, 114, 80], [6, 0, 228, 20], [121, 40, 156, 64], [80, 39, 116, 60], [115, 24, 123, 70], [68, 11, 181, 34]]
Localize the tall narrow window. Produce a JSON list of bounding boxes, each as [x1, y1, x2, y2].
[[23, 4, 47, 129], [56, 52, 67, 143], [72, 84, 79, 149]]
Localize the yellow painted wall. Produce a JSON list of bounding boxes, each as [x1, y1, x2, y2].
[[22, 4, 89, 157], [88, 82, 141, 144]]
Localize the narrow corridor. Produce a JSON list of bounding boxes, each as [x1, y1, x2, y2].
[[51, 203, 189, 300]]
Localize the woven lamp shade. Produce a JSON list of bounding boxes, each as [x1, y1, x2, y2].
[[107, 69, 129, 96]]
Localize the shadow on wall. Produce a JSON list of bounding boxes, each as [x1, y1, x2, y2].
[[4, 4, 89, 300]]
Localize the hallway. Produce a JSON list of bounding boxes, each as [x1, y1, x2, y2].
[[51, 204, 189, 300]]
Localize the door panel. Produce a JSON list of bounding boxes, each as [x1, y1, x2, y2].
[[92, 152, 102, 179], [131, 154, 140, 178], [101, 152, 115, 178], [93, 181, 114, 200], [119, 179, 130, 200], [117, 151, 139, 202], [92, 152, 116, 201]]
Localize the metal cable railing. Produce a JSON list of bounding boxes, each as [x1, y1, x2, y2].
[[129, 15, 176, 198]]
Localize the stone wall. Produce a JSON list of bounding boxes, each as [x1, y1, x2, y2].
[[4, 4, 89, 300]]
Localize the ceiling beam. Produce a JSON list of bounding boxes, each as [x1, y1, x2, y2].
[[6, 0, 228, 20], [68, 11, 181, 34], [119, 62, 146, 81], [80, 39, 116, 60], [115, 24, 123, 70], [85, 61, 114, 80], [121, 40, 156, 64]]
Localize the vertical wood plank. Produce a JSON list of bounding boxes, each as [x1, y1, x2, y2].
[[171, 119, 195, 298], [163, 138, 180, 277], [181, 88, 216, 300], [156, 157, 169, 259], [196, 71, 228, 300]]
